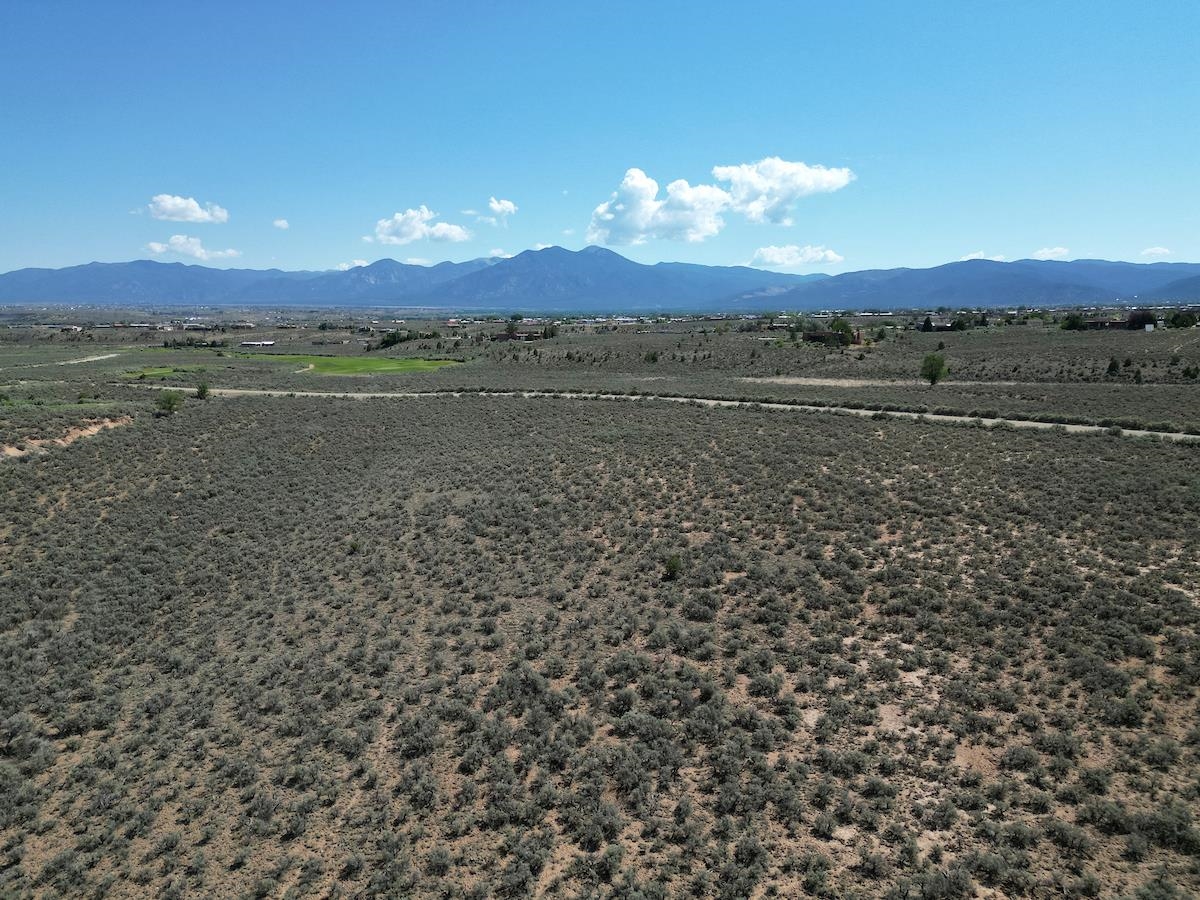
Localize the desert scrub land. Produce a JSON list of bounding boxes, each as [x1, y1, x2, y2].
[[9, 322, 1197, 432], [0, 382, 139, 448], [1, 394, 1198, 898]]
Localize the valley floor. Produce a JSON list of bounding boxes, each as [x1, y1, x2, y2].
[[2, 389, 1198, 898], [2, 324, 1199, 897]]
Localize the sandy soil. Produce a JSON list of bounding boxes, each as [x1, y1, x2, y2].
[[2, 416, 132, 458]]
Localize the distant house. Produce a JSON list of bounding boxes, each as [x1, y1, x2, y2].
[[240, 340, 276, 347]]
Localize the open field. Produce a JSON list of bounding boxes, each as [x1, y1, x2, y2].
[[246, 354, 461, 375], [3, 318, 1198, 430], [118, 355, 459, 380], [3, 392, 1198, 898], [7, 4, 1200, 896], [1, 320, 1199, 897], [121, 384, 1200, 443]]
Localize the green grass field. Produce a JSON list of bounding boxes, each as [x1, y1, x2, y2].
[[239, 353, 460, 375], [120, 355, 458, 378]]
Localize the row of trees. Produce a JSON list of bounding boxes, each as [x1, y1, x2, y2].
[[1061, 309, 1198, 331]]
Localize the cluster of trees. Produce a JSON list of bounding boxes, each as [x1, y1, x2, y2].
[[370, 329, 446, 350], [922, 314, 988, 332], [162, 337, 229, 349], [1062, 308, 1196, 332], [1166, 309, 1197, 329]]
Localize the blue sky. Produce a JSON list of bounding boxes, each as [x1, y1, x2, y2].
[[1, 1, 1196, 274]]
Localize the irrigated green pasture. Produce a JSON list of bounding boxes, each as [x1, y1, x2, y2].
[[119, 355, 458, 379], [243, 353, 460, 375]]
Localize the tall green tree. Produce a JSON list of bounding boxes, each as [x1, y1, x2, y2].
[[1060, 313, 1085, 331], [829, 317, 854, 346], [920, 352, 948, 386], [156, 390, 184, 415]]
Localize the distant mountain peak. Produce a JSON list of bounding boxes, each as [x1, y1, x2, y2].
[[1, 253, 1198, 311]]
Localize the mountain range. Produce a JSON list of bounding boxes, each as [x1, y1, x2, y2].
[[2, 247, 1199, 312]]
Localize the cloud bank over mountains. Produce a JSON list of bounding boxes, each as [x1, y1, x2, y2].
[[751, 244, 844, 267], [587, 157, 854, 246], [146, 234, 240, 261], [127, 175, 1163, 277]]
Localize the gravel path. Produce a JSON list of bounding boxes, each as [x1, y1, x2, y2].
[[57, 353, 122, 365], [6, 352, 124, 370], [138, 385, 1200, 443]]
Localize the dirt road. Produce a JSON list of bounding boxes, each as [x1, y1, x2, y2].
[[137, 386, 1200, 443]]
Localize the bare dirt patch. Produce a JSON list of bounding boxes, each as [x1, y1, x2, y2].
[[954, 742, 998, 777], [58, 353, 121, 365], [2, 416, 132, 458], [877, 703, 905, 731], [741, 375, 1029, 388]]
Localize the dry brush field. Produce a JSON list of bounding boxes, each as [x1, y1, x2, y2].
[[2, 393, 1198, 898], [4, 322, 1200, 433]]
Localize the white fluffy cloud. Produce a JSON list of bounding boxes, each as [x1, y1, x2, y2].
[[713, 157, 855, 224], [588, 157, 854, 245], [488, 197, 517, 219], [587, 168, 731, 245], [1141, 246, 1170, 258], [273, 218, 290, 230], [489, 248, 514, 258], [373, 206, 471, 245], [337, 259, 368, 270], [147, 194, 229, 224], [960, 251, 1007, 261], [146, 235, 240, 261], [473, 197, 519, 227], [1033, 246, 1070, 260], [752, 244, 843, 267]]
